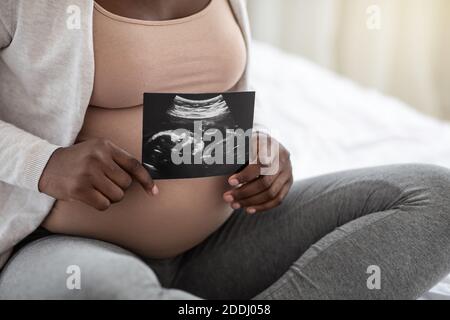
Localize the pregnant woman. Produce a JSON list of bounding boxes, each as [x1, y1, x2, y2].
[[1, 0, 450, 300]]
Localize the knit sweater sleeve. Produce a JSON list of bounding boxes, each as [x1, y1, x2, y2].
[[0, 0, 13, 49], [0, 1, 62, 191], [0, 122, 62, 191]]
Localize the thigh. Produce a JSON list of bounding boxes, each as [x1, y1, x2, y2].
[[171, 165, 435, 299], [0, 235, 198, 300]]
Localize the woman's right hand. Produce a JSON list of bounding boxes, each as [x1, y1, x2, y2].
[[38, 138, 158, 211]]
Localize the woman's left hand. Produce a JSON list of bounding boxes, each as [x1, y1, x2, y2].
[[223, 133, 293, 214]]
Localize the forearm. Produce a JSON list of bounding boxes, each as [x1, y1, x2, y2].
[[0, 120, 61, 191]]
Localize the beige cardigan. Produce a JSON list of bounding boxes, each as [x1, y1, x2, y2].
[[0, 0, 266, 268]]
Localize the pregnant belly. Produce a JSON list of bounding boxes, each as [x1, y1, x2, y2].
[[42, 105, 233, 259]]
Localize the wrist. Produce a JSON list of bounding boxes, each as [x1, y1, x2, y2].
[[38, 147, 63, 193]]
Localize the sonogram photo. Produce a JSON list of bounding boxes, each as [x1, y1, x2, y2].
[[142, 92, 255, 179]]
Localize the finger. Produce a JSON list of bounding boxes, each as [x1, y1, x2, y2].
[[91, 174, 125, 204], [103, 161, 133, 190], [74, 187, 111, 211], [246, 179, 293, 214], [228, 164, 261, 187], [236, 171, 291, 208], [224, 173, 278, 203], [111, 145, 158, 195]]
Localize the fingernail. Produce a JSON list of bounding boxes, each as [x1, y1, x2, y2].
[[151, 185, 159, 195], [229, 178, 239, 186], [247, 208, 256, 214], [224, 195, 234, 203], [232, 203, 241, 209]]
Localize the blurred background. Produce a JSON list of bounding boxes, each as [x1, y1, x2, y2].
[[247, 0, 450, 120], [245, 1, 450, 298]]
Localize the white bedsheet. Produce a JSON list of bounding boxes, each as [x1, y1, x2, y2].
[[251, 41, 450, 300]]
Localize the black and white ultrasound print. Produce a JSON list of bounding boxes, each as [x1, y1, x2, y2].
[[142, 92, 255, 179]]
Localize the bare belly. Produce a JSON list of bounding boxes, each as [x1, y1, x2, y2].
[[42, 106, 233, 258]]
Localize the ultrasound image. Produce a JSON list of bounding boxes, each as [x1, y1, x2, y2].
[[142, 92, 255, 179]]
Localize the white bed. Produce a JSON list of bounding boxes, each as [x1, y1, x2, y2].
[[251, 41, 450, 300]]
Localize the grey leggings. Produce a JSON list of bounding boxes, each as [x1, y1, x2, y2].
[[1, 164, 450, 299]]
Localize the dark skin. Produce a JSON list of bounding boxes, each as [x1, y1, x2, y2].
[[38, 0, 293, 214], [95, 0, 211, 21], [223, 133, 293, 214]]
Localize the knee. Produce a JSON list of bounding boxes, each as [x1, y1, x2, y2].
[[59, 239, 168, 299], [59, 238, 198, 300], [76, 257, 198, 300], [0, 236, 175, 300], [383, 164, 450, 214], [395, 164, 450, 193], [73, 252, 159, 299]]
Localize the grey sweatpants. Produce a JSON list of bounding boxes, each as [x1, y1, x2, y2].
[[1, 164, 450, 300]]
